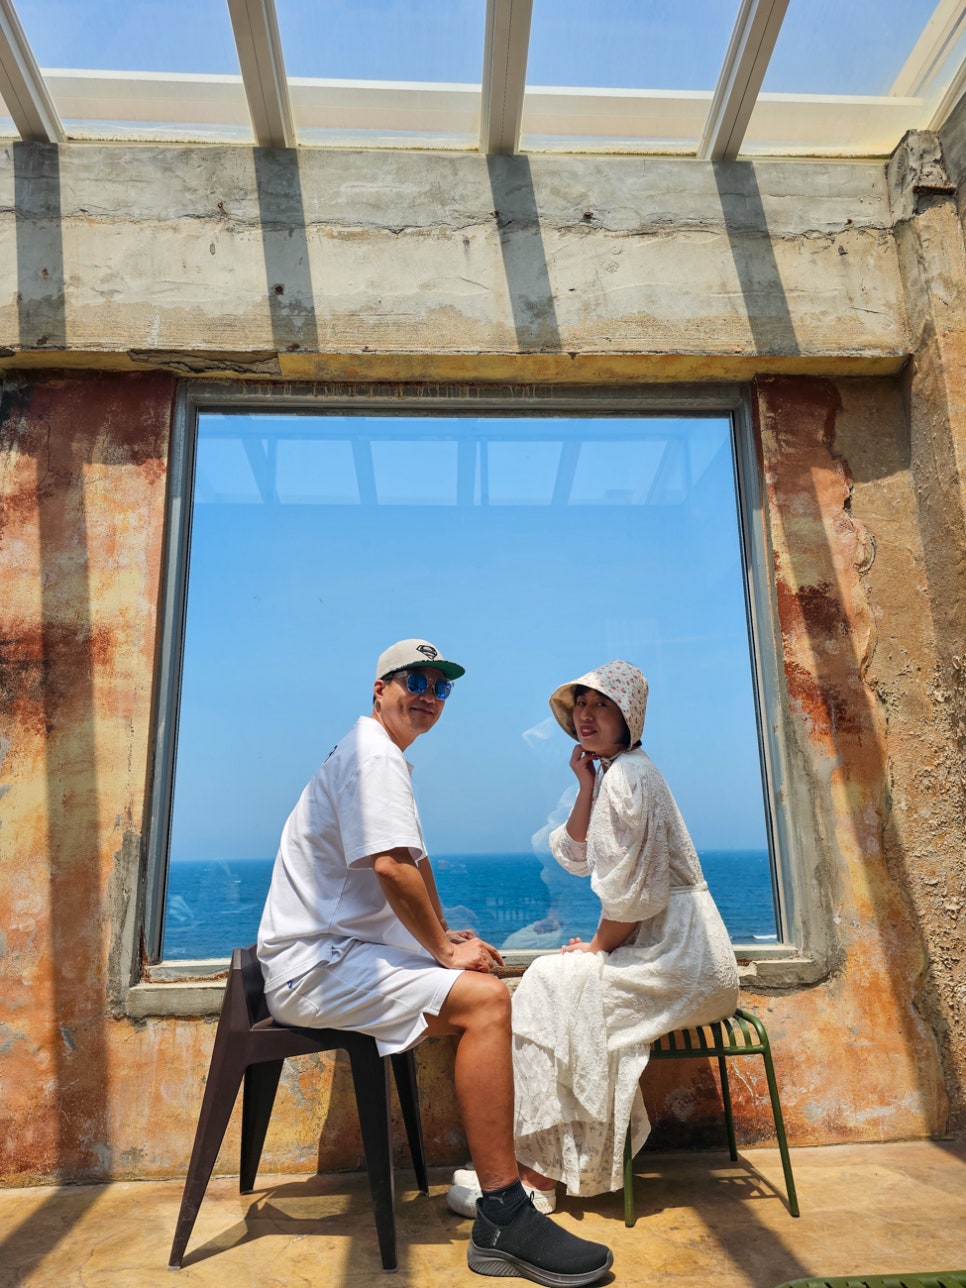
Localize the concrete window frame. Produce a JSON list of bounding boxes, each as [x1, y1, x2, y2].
[[124, 379, 819, 1019]]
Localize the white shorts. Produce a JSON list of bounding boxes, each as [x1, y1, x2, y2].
[[264, 938, 463, 1056]]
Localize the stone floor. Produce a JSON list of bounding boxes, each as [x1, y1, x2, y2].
[[1, 1141, 965, 1288]]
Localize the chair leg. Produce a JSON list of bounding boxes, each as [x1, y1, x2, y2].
[[168, 1044, 246, 1269], [758, 1044, 800, 1217], [623, 1125, 635, 1227], [348, 1041, 398, 1272], [390, 1050, 428, 1194], [241, 1060, 285, 1194], [717, 1053, 739, 1162]]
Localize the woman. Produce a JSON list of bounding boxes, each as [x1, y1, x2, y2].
[[448, 660, 739, 1215]]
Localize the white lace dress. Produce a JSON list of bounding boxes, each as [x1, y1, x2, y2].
[[511, 749, 740, 1196]]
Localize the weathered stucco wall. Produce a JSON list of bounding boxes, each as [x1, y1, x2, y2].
[[648, 370, 959, 1150], [1, 130, 965, 1186], [1, 371, 175, 1177], [888, 130, 966, 1134]]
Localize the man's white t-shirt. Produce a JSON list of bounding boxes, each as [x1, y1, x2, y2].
[[258, 715, 427, 992]]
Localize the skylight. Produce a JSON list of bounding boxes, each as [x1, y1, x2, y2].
[[1, 0, 965, 158]]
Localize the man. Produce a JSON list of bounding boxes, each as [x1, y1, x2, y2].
[[258, 639, 613, 1287]]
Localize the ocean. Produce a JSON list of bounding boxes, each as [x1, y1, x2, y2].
[[162, 849, 777, 961]]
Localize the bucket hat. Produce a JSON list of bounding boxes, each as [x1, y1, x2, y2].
[[549, 659, 648, 746]]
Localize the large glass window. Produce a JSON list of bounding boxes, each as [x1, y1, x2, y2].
[[153, 400, 778, 962]]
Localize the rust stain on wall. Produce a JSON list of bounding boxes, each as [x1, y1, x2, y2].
[[0, 370, 176, 1180], [736, 374, 947, 1142]]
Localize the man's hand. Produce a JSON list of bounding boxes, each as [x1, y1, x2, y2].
[[446, 935, 505, 972], [446, 928, 476, 943], [374, 850, 505, 971]]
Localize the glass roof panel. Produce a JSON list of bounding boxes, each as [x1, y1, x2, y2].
[[276, 0, 484, 148], [762, 0, 941, 97], [521, 0, 742, 153], [13, 0, 247, 140], [527, 0, 738, 90], [744, 0, 966, 156], [277, 0, 485, 82], [15, 0, 240, 75], [1, 0, 963, 157]]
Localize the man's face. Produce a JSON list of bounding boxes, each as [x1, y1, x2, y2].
[[372, 667, 448, 750]]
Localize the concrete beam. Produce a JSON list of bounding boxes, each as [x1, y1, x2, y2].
[[0, 144, 908, 378]]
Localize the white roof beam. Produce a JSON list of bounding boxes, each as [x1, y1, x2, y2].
[[889, 0, 966, 131], [697, 0, 789, 161], [480, 0, 533, 155], [928, 56, 966, 129], [891, 0, 966, 97], [227, 0, 295, 148], [0, 0, 64, 142]]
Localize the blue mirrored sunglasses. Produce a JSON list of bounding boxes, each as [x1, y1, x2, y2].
[[391, 670, 453, 701]]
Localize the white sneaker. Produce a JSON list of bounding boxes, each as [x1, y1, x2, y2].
[[446, 1180, 557, 1218], [526, 1186, 557, 1214], [452, 1166, 478, 1187], [447, 1182, 481, 1218]]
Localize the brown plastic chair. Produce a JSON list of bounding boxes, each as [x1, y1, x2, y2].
[[624, 1007, 799, 1225], [168, 944, 428, 1272]]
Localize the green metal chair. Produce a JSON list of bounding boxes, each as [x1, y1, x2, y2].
[[623, 1006, 799, 1226], [773, 1276, 966, 1287]]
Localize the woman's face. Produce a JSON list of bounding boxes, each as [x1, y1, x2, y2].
[[573, 689, 629, 758]]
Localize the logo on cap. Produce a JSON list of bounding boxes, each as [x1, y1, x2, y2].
[[417, 644, 438, 660]]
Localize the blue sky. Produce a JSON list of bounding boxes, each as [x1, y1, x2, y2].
[[168, 412, 770, 862], [14, 0, 944, 99]]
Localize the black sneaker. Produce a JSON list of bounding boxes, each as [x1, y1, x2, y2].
[[468, 1195, 613, 1286]]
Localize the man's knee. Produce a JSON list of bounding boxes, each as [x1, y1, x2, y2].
[[442, 971, 511, 1030], [474, 972, 511, 1020]]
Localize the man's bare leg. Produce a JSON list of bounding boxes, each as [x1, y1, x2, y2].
[[423, 971, 517, 1191], [426, 976, 557, 1193]]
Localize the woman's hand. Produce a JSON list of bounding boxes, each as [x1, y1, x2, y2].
[[560, 917, 639, 955], [446, 928, 476, 943], [563, 746, 596, 843], [569, 744, 598, 791]]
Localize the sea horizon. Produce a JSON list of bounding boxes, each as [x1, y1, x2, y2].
[[164, 847, 776, 960]]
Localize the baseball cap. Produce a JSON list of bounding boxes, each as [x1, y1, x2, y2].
[[375, 638, 466, 682]]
